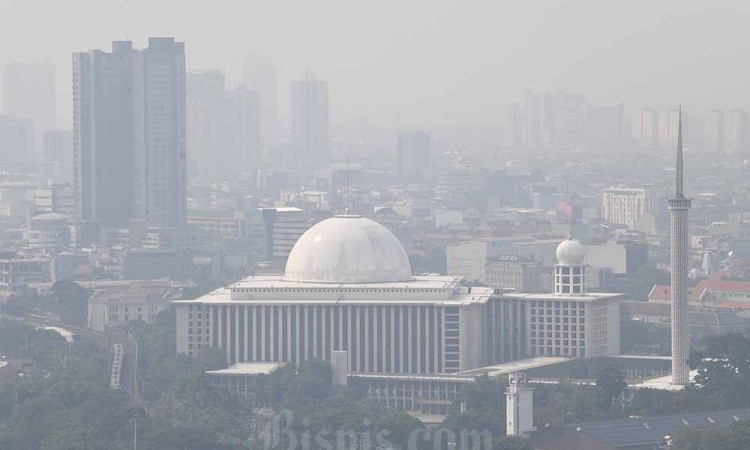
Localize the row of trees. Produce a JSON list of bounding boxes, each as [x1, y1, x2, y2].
[[0, 317, 239, 450], [0, 279, 91, 325]]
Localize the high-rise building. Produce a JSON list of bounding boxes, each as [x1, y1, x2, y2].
[[187, 98, 231, 181], [73, 38, 186, 231], [397, 131, 431, 183], [187, 71, 261, 181], [187, 70, 232, 181], [511, 91, 622, 148], [41, 131, 74, 185], [668, 111, 691, 386], [136, 38, 187, 229], [243, 55, 278, 142], [0, 116, 34, 168], [632, 108, 659, 147], [1, 62, 56, 139], [633, 108, 691, 150], [228, 87, 261, 176], [290, 76, 329, 173], [658, 109, 681, 150], [186, 70, 224, 103], [73, 41, 136, 229], [724, 109, 748, 154], [703, 109, 725, 153]]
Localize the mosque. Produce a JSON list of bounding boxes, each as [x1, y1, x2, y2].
[[174, 213, 622, 376]]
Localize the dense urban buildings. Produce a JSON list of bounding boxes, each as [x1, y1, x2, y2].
[[7, 6, 750, 449], [632, 108, 683, 149], [397, 131, 431, 183], [73, 38, 186, 235], [0, 115, 34, 167], [41, 131, 74, 185], [509, 91, 624, 149]]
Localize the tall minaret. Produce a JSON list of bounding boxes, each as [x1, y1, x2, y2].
[[669, 108, 691, 385]]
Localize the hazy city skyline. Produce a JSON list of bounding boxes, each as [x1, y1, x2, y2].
[[2, 0, 750, 129], [4, 2, 750, 449]]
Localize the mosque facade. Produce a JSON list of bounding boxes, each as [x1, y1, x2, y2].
[[174, 215, 621, 374]]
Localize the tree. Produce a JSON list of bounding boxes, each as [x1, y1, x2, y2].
[[193, 346, 229, 373], [626, 387, 719, 418], [444, 376, 507, 439], [691, 333, 750, 408], [48, 280, 91, 324], [533, 383, 605, 425], [595, 364, 626, 409]]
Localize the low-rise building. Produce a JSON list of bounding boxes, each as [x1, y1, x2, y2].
[[187, 208, 240, 241], [122, 250, 192, 281], [649, 278, 750, 309], [87, 284, 178, 332], [0, 253, 54, 296], [600, 186, 657, 229], [482, 255, 552, 293], [586, 240, 648, 276], [260, 207, 313, 260], [27, 213, 70, 252], [205, 362, 286, 402]]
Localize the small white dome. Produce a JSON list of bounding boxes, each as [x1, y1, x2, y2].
[[556, 238, 586, 266], [284, 215, 413, 284]]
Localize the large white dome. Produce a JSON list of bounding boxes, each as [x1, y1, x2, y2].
[[284, 215, 413, 284], [556, 238, 586, 266]]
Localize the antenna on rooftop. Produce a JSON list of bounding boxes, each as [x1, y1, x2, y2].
[[345, 156, 351, 215]]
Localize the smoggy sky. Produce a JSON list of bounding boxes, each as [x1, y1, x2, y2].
[[1, 0, 749, 129]]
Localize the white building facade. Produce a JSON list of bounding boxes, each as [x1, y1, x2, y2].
[[601, 186, 657, 229], [174, 218, 622, 374], [87, 286, 174, 333]]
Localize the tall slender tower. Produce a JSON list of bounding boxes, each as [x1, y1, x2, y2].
[[669, 109, 691, 385]]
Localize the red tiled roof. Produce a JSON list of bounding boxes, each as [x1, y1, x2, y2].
[[649, 279, 750, 303], [700, 279, 750, 293], [648, 285, 701, 302], [718, 301, 750, 310]]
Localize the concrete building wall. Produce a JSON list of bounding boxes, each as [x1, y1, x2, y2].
[[447, 241, 487, 282]]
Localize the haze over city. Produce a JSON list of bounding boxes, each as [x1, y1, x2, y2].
[[3, 0, 750, 128], [4, 1, 750, 450]]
